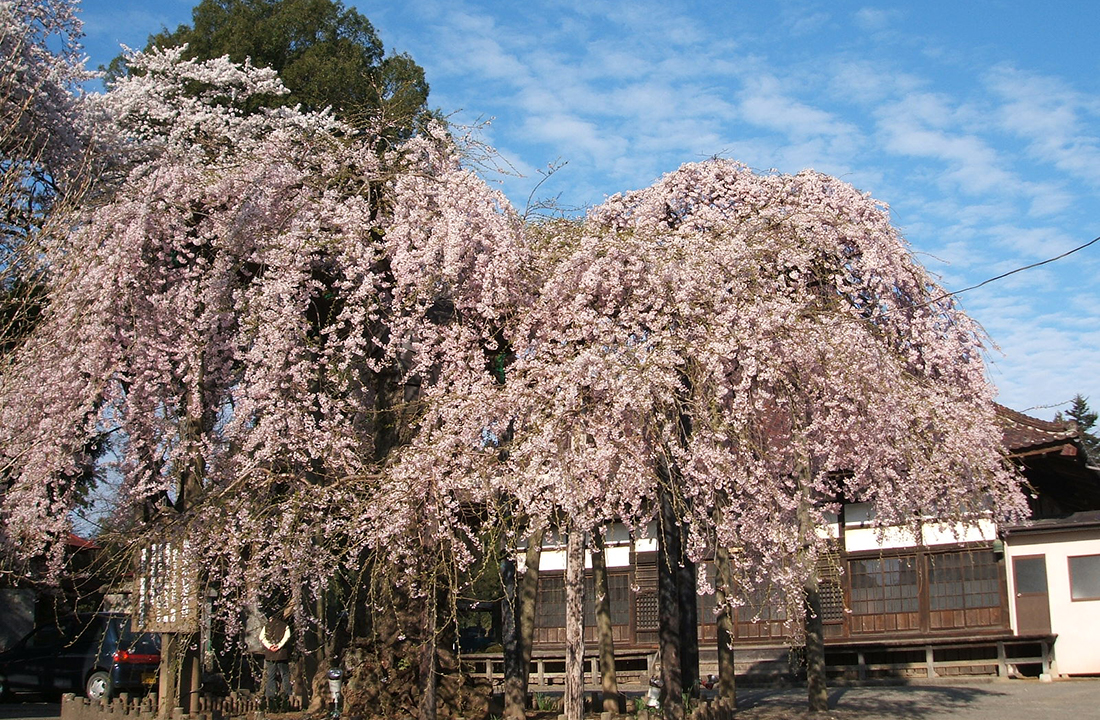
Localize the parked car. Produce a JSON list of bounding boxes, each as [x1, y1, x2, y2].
[[0, 613, 159, 701]]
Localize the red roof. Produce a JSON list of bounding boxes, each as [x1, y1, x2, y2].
[[66, 533, 100, 550]]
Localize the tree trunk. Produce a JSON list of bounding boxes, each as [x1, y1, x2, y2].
[[564, 527, 585, 720], [417, 578, 438, 720], [714, 545, 737, 707], [804, 573, 828, 712], [504, 527, 543, 720], [591, 532, 620, 713], [500, 556, 520, 714], [677, 533, 699, 697], [658, 486, 684, 720], [797, 467, 828, 713]]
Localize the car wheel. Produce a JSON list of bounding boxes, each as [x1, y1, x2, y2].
[[85, 671, 111, 701], [0, 674, 10, 702]]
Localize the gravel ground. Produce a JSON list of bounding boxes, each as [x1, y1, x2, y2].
[[1, 679, 1097, 720], [721, 678, 1100, 720]]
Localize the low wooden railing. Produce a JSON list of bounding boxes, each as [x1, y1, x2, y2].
[[824, 633, 1057, 680], [461, 648, 658, 692], [461, 633, 1058, 690]]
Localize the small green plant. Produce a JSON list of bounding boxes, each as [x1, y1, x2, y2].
[[682, 690, 697, 715], [633, 695, 648, 714], [533, 692, 556, 711]]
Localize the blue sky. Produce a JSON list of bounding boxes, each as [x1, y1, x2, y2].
[[76, 0, 1100, 421]]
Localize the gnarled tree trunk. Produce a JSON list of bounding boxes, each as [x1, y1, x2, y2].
[[564, 527, 586, 720], [591, 531, 620, 713], [797, 465, 828, 713], [678, 528, 699, 696], [504, 527, 543, 720], [500, 556, 520, 714], [658, 485, 684, 720], [714, 545, 737, 708], [417, 576, 438, 720]]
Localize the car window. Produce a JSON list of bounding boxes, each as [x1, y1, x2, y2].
[[25, 626, 64, 649], [71, 617, 108, 647]]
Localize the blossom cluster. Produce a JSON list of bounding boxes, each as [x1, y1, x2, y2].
[[0, 40, 1025, 631]]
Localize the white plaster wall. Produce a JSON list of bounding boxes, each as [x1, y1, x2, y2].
[[921, 519, 997, 546], [605, 545, 632, 567], [536, 549, 566, 572], [520, 538, 633, 572], [844, 516, 995, 553], [1006, 528, 1100, 676], [844, 525, 920, 552]]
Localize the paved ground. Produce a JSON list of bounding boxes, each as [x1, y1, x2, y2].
[[725, 678, 1100, 719], [0, 700, 59, 720], [1, 679, 1097, 719]]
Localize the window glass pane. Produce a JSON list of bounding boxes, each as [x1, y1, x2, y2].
[[849, 556, 919, 616], [929, 551, 1000, 610], [1014, 556, 1048, 595], [26, 626, 63, 649], [583, 573, 630, 626], [536, 576, 565, 628], [1069, 555, 1100, 601], [697, 562, 717, 621], [735, 584, 786, 623]]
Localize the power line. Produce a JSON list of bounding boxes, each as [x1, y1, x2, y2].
[[926, 234, 1100, 307]]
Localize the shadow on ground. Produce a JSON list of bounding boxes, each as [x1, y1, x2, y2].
[[731, 684, 1010, 719], [0, 698, 61, 720]]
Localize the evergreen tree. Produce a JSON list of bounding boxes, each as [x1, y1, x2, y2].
[[107, 0, 431, 142], [1061, 394, 1100, 463]]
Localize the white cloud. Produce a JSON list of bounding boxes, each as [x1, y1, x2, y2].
[[877, 119, 1015, 194], [786, 10, 831, 37], [738, 75, 861, 142], [986, 64, 1100, 188], [853, 7, 901, 32], [827, 60, 924, 106]]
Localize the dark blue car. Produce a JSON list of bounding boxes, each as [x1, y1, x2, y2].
[[0, 613, 160, 701]]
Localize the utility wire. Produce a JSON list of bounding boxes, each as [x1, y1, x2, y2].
[[925, 234, 1099, 308]]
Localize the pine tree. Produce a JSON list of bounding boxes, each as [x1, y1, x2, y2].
[[1063, 394, 1100, 464]]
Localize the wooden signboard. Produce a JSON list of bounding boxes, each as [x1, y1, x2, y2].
[[134, 540, 199, 633]]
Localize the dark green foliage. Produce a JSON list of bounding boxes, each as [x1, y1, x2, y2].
[[107, 0, 431, 140], [0, 276, 47, 357], [1058, 394, 1100, 464], [1066, 394, 1098, 432]]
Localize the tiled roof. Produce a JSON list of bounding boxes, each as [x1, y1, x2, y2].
[[1003, 509, 1100, 535], [66, 533, 99, 550], [996, 404, 1079, 454]]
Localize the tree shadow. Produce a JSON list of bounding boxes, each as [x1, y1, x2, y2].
[[0, 697, 61, 720], [734, 683, 1010, 718]]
